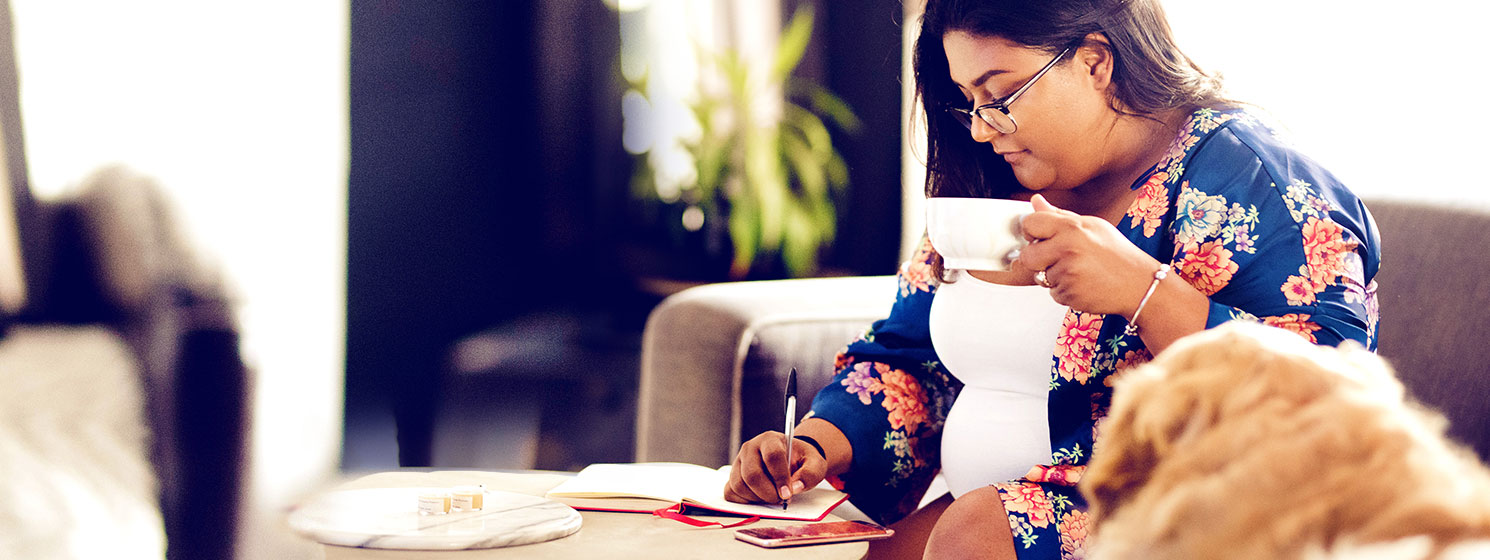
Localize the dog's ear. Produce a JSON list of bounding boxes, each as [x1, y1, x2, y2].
[[1086, 322, 1338, 524], [1084, 324, 1251, 521]]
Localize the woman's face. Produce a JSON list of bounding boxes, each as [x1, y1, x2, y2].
[[942, 31, 1115, 193]]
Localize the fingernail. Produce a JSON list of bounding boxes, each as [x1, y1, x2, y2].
[[779, 486, 791, 500], [791, 480, 805, 493]]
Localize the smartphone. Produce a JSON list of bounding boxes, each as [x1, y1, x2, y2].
[[734, 520, 894, 548]]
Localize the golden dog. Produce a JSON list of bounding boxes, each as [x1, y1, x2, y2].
[[1082, 322, 1490, 559]]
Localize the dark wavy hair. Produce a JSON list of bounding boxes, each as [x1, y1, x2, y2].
[[913, 0, 1226, 201]]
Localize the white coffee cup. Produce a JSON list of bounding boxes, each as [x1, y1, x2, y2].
[[925, 197, 1032, 271]]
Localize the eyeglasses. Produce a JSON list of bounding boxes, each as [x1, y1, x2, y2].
[[947, 47, 1072, 135]]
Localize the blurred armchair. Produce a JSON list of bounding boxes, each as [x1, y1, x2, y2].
[[1, 2, 249, 557], [635, 275, 896, 467], [635, 198, 1490, 471], [1, 164, 251, 560]]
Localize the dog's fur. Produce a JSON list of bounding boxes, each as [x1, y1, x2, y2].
[[1082, 322, 1490, 560]]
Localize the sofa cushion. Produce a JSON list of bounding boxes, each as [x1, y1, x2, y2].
[[1367, 198, 1490, 460], [0, 326, 164, 558]]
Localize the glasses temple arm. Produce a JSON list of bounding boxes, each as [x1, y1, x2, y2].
[[1001, 47, 1072, 107]]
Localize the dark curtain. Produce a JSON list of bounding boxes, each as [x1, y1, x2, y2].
[[798, 0, 906, 275], [345, 0, 628, 467], [343, 0, 901, 469]]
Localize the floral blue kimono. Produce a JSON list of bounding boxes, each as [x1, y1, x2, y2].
[[806, 107, 1380, 559]]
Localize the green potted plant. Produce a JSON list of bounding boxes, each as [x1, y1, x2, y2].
[[628, 5, 861, 280]]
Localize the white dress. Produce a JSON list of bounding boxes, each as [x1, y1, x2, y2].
[[928, 272, 1069, 498]]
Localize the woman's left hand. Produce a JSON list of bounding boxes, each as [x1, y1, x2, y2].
[[1017, 194, 1159, 317]]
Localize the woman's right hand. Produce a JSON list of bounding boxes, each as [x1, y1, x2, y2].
[[723, 431, 828, 505]]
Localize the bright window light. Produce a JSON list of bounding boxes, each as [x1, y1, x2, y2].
[[1164, 0, 1490, 206], [10, 1, 348, 558]]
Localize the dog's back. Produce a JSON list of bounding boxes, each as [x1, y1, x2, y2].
[[1083, 322, 1490, 560]]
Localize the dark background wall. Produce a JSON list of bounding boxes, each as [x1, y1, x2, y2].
[[344, 0, 904, 470], [805, 0, 906, 275]]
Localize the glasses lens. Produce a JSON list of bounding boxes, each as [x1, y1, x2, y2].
[[947, 108, 973, 131], [978, 107, 1017, 134]]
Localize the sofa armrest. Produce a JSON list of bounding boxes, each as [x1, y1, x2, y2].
[[24, 166, 250, 559], [636, 276, 897, 467]]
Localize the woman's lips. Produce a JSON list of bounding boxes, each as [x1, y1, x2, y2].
[[1000, 150, 1028, 165]]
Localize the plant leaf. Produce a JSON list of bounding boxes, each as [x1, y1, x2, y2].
[[780, 206, 820, 277], [717, 49, 750, 100], [806, 183, 837, 243], [782, 131, 827, 200], [785, 104, 837, 165], [746, 126, 787, 251], [728, 186, 761, 279], [793, 82, 863, 133], [771, 5, 814, 83], [825, 153, 849, 190]]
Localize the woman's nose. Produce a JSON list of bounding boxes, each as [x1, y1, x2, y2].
[[968, 116, 1000, 143]]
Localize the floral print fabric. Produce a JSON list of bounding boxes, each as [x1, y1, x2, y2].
[[807, 107, 1380, 559]]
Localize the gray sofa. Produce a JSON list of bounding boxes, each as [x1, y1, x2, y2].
[[2, 3, 250, 557], [636, 199, 1490, 469]]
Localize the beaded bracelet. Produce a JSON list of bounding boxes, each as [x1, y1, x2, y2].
[[794, 435, 827, 463], [1124, 263, 1171, 337]]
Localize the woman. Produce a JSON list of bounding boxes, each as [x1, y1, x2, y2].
[[724, 0, 1380, 558]]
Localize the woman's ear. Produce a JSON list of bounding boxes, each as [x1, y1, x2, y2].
[[1075, 32, 1115, 92]]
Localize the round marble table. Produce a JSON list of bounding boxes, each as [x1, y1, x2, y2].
[[289, 487, 582, 550], [294, 470, 868, 560]]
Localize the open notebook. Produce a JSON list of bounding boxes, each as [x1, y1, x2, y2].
[[545, 462, 848, 522]]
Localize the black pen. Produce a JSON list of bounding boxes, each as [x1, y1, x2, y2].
[[782, 368, 797, 510]]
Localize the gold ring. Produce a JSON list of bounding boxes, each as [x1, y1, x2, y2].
[[1035, 270, 1052, 288]]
